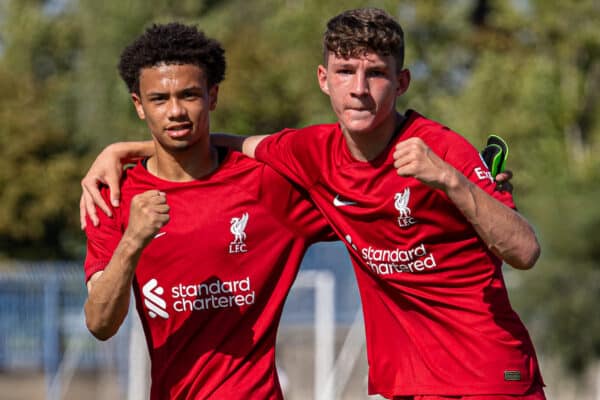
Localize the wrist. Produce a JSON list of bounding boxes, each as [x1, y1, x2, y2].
[[443, 168, 466, 194], [110, 141, 154, 161], [119, 231, 147, 257]]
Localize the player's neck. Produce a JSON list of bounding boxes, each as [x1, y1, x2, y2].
[[343, 112, 404, 162], [148, 142, 218, 182]]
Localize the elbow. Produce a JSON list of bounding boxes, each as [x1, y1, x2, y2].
[[85, 316, 118, 341], [507, 238, 541, 270], [84, 304, 119, 341]]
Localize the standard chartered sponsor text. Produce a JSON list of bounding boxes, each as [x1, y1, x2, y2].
[[172, 277, 255, 312], [362, 243, 437, 274]]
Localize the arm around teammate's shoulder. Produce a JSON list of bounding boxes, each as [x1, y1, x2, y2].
[[80, 141, 154, 229], [210, 133, 269, 159]]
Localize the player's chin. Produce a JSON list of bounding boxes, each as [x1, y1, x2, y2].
[[162, 140, 194, 152], [343, 122, 377, 136], [339, 115, 372, 130]]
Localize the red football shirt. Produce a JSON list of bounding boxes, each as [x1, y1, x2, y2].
[[84, 149, 334, 400], [255, 111, 543, 397]]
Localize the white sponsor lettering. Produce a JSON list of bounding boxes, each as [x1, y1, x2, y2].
[[475, 167, 494, 182], [171, 277, 255, 312], [361, 243, 438, 275]]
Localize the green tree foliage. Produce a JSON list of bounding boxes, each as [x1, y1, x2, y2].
[[0, 0, 597, 374], [0, 0, 83, 258], [394, 0, 600, 373]]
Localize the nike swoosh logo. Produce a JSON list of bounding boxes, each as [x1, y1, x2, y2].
[[154, 232, 166, 239], [333, 195, 357, 207]]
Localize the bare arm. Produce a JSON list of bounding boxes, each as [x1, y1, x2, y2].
[[80, 136, 269, 229], [393, 138, 540, 269], [210, 133, 268, 159], [80, 141, 154, 229], [84, 190, 169, 340], [443, 169, 539, 269]]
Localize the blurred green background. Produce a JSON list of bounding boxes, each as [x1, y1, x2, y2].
[[0, 0, 599, 388]]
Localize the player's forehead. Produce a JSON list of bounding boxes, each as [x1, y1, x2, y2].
[[138, 63, 208, 92], [326, 50, 395, 68]]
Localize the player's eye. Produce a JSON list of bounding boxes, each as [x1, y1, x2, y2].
[[149, 95, 167, 104], [368, 70, 386, 77]]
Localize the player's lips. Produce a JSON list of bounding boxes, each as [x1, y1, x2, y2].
[[346, 104, 373, 111], [345, 107, 373, 115], [165, 123, 193, 138]]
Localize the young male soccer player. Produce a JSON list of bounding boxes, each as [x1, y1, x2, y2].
[[82, 23, 334, 399], [81, 8, 545, 400], [248, 9, 545, 399]]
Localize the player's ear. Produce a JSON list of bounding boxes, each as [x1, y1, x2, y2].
[[131, 93, 146, 120], [317, 64, 330, 95], [396, 69, 410, 96], [208, 85, 219, 111]]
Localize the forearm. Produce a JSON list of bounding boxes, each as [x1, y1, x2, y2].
[[210, 133, 269, 158], [109, 140, 154, 162], [445, 171, 540, 269], [84, 235, 144, 340]]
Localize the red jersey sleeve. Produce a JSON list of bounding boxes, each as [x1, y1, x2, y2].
[[83, 187, 123, 282], [439, 132, 516, 209], [259, 165, 335, 244], [255, 128, 318, 190]]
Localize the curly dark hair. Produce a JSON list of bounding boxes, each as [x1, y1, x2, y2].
[[323, 8, 404, 71], [118, 22, 226, 94]]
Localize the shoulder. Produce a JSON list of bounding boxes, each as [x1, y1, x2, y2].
[[107, 161, 153, 199], [216, 148, 295, 197], [220, 147, 264, 175], [405, 110, 477, 157], [272, 123, 339, 142], [260, 123, 341, 157]]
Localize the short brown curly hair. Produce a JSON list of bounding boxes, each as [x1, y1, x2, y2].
[[118, 22, 226, 95], [323, 8, 404, 71]]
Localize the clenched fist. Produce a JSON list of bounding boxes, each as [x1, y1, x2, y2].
[[124, 190, 170, 248], [392, 137, 459, 191]]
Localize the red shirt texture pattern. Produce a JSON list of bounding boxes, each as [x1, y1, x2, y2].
[[255, 110, 543, 397], [84, 149, 333, 400]]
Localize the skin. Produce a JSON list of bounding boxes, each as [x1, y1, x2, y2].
[[320, 51, 539, 268], [84, 63, 219, 339], [131, 64, 218, 181], [316, 51, 409, 161], [80, 51, 539, 269], [392, 136, 539, 268]]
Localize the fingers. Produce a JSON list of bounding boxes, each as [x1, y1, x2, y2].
[[393, 138, 456, 191], [393, 137, 433, 174], [495, 170, 514, 193], [80, 196, 87, 230], [106, 168, 122, 208], [80, 145, 126, 223], [132, 191, 170, 217], [495, 170, 513, 183], [81, 178, 111, 226], [127, 191, 170, 244], [83, 189, 100, 227], [393, 138, 421, 173], [146, 191, 170, 214]]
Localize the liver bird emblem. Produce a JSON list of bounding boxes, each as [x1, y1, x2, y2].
[[394, 188, 411, 218], [230, 213, 249, 244]]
